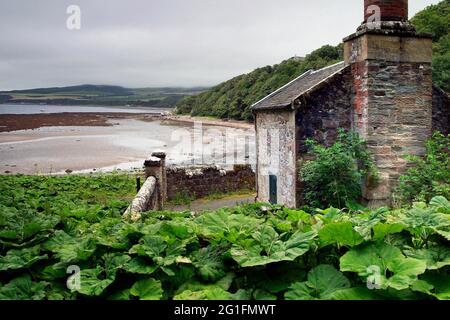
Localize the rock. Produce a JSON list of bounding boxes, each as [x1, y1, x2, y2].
[[65, 169, 73, 174], [4, 171, 11, 174]]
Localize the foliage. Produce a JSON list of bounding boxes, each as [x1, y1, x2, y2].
[[0, 173, 449, 300], [411, 0, 450, 92], [175, 44, 343, 121], [299, 130, 377, 208], [396, 132, 450, 204]]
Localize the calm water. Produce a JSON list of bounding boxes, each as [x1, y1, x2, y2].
[[0, 103, 170, 115]]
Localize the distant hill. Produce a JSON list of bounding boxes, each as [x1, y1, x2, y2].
[[176, 45, 343, 121], [0, 85, 207, 108], [176, 0, 449, 121], [7, 84, 134, 96]]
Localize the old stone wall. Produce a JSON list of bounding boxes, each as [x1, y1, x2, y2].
[[432, 86, 450, 136], [166, 165, 255, 200], [351, 59, 433, 203], [295, 68, 353, 154]]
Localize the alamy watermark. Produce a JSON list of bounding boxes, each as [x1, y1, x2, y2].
[[66, 5, 81, 30]]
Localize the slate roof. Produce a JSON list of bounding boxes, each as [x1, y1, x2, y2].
[[251, 61, 347, 111]]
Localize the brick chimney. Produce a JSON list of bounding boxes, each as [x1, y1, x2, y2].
[[343, 0, 434, 206], [364, 0, 408, 22]]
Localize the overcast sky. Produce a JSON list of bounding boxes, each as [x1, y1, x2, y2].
[[0, 0, 442, 90]]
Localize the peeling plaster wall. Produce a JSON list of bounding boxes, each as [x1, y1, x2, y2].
[[255, 110, 296, 208]]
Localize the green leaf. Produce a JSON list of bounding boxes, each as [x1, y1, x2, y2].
[[195, 211, 262, 241], [404, 246, 450, 270], [0, 245, 48, 271], [43, 231, 96, 262], [0, 274, 48, 300], [108, 289, 131, 300], [420, 273, 450, 300], [372, 223, 405, 240], [129, 235, 167, 258], [319, 222, 364, 247], [174, 287, 231, 300], [285, 265, 350, 300], [340, 242, 427, 290], [75, 268, 114, 297], [253, 289, 277, 300], [192, 245, 227, 282], [429, 196, 450, 214], [231, 229, 316, 267], [103, 253, 131, 278], [130, 278, 163, 300], [123, 257, 157, 275], [329, 287, 383, 300]]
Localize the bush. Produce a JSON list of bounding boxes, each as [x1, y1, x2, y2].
[[396, 132, 450, 204], [299, 130, 377, 208]]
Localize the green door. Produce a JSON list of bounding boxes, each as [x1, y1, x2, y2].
[[269, 175, 277, 204]]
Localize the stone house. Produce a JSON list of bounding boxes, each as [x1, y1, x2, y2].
[[251, 0, 449, 208]]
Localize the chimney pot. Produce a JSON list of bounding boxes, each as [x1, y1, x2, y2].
[[364, 0, 408, 22]]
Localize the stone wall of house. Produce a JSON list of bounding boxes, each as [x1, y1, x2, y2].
[[432, 86, 450, 136], [166, 165, 255, 200], [351, 59, 433, 205], [255, 110, 297, 207], [295, 67, 353, 154]]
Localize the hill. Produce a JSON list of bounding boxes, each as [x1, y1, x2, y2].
[[0, 85, 207, 108], [411, 0, 450, 93], [176, 0, 449, 121], [176, 45, 343, 121]]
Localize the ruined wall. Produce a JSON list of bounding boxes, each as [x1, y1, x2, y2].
[[166, 165, 255, 200], [255, 110, 296, 208], [432, 86, 450, 136]]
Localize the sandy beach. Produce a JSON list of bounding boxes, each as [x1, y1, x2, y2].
[[0, 110, 255, 175]]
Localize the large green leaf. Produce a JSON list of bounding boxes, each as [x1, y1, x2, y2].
[[0, 245, 47, 271], [43, 231, 97, 262], [340, 242, 427, 290], [329, 287, 383, 300], [285, 265, 350, 300], [372, 223, 405, 240], [75, 268, 114, 297], [123, 257, 157, 275], [130, 278, 163, 300], [174, 287, 232, 300], [0, 274, 48, 300], [419, 273, 450, 300], [103, 253, 131, 278], [429, 196, 450, 214], [195, 211, 262, 242], [192, 245, 227, 282], [404, 246, 450, 270], [319, 222, 364, 247], [231, 227, 316, 267]]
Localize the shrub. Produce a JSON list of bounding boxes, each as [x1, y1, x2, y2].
[[396, 132, 450, 204], [299, 130, 377, 208]]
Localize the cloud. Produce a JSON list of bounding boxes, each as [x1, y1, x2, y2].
[[0, 0, 442, 90]]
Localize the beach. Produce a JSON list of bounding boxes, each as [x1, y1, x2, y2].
[[0, 106, 255, 175]]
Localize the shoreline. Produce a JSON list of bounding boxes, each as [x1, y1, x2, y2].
[[162, 114, 254, 130], [0, 112, 161, 132]]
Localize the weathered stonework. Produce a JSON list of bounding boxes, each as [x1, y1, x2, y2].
[[345, 24, 433, 205], [255, 110, 297, 208], [166, 164, 255, 200]]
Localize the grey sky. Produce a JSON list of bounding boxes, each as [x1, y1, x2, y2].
[[0, 0, 442, 90]]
